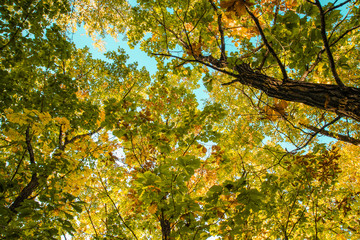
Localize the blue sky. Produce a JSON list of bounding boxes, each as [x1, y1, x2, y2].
[[69, 25, 210, 105], [69, 26, 158, 74]]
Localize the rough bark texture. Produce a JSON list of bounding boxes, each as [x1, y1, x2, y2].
[[160, 217, 171, 240], [233, 63, 360, 122], [9, 174, 39, 213]]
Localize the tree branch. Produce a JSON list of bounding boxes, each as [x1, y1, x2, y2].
[[84, 203, 99, 238], [245, 6, 288, 81], [329, 24, 360, 47], [9, 127, 39, 213], [315, 0, 345, 89], [325, 0, 352, 14], [300, 51, 323, 82], [10, 150, 26, 182], [64, 127, 103, 147], [208, 0, 226, 60], [300, 122, 360, 145], [294, 116, 341, 152], [97, 170, 139, 240]]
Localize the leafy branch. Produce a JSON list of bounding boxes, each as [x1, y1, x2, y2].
[[97, 170, 139, 240]]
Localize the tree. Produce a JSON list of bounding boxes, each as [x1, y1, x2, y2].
[[106, 0, 360, 145], [1, 0, 360, 239]]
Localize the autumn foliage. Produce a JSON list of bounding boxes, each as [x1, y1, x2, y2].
[[1, 0, 360, 239]]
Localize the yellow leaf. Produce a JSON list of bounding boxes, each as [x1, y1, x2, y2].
[[148, 203, 158, 214], [220, 0, 254, 17], [220, 0, 236, 9], [54, 117, 71, 131]]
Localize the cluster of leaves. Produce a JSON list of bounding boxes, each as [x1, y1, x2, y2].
[[1, 0, 360, 239]]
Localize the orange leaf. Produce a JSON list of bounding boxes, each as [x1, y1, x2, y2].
[[148, 203, 158, 214]]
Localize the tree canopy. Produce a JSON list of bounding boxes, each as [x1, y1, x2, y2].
[[1, 0, 360, 239]]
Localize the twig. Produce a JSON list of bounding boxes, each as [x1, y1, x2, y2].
[[300, 51, 323, 82], [10, 150, 26, 182], [329, 24, 360, 47]]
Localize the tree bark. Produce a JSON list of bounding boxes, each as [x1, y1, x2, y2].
[[9, 174, 39, 213], [231, 63, 360, 122]]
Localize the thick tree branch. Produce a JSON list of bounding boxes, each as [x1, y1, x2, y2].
[[231, 64, 360, 122], [9, 127, 39, 213]]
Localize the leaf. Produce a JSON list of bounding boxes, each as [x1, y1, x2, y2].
[[220, 0, 254, 17], [148, 203, 158, 214]]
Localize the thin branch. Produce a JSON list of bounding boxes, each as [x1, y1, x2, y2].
[[284, 187, 301, 238], [245, 6, 288, 81], [315, 0, 345, 89], [84, 203, 99, 238], [325, 0, 351, 14], [300, 122, 360, 145], [0, 0, 40, 51], [208, 0, 226, 60], [59, 125, 63, 148], [329, 24, 360, 47], [328, 8, 350, 41], [97, 170, 139, 240], [152, 52, 238, 77], [9, 127, 40, 213], [26, 127, 35, 165], [10, 150, 26, 182], [64, 127, 103, 147], [300, 51, 323, 82], [183, 132, 200, 156], [293, 116, 341, 152]]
